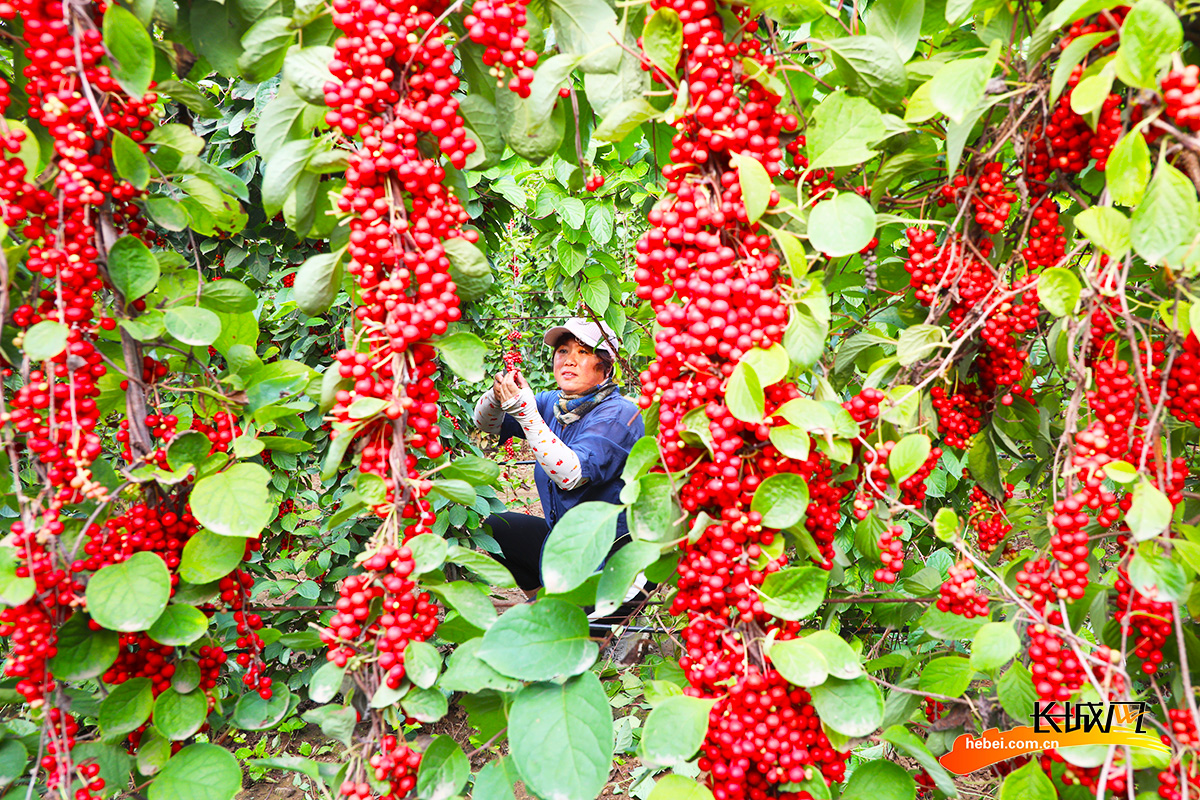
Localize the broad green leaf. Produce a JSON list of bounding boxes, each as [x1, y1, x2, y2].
[[595, 541, 660, 616], [868, 0, 924, 61], [920, 607, 989, 639], [1038, 268, 1083, 318], [232, 683, 291, 731], [933, 508, 959, 542], [49, 613, 119, 680], [165, 307, 222, 346], [282, 45, 336, 104], [108, 235, 160, 301], [444, 236, 495, 302], [103, 4, 154, 97], [417, 736, 469, 800], [309, 661, 346, 703], [882, 725, 958, 797], [237, 16, 296, 83], [997, 661, 1037, 724], [112, 131, 150, 189], [840, 759, 916, 800], [148, 744, 242, 800], [727, 360, 765, 422], [446, 545, 517, 588], [1130, 160, 1199, 265], [438, 638, 523, 694], [593, 98, 659, 142], [1107, 130, 1151, 205], [824, 36, 907, 108], [509, 673, 613, 800], [1115, 0, 1181, 89], [896, 324, 946, 366], [1075, 206, 1130, 258], [0, 547, 35, 607], [1069, 65, 1114, 115], [919, 655, 974, 696], [433, 331, 486, 382], [647, 775, 715, 800], [1126, 477, 1173, 541], [542, 501, 619, 594], [766, 637, 830, 686], [548, 0, 621, 73], [998, 759, 1055, 800], [431, 581, 498, 630], [179, 530, 246, 583], [810, 676, 884, 737], [751, 472, 810, 529], [154, 688, 209, 740], [87, 551, 171, 632], [643, 8, 683, 76], [808, 193, 877, 257], [803, 630, 864, 678], [147, 604, 209, 646], [294, 252, 343, 316], [100, 678, 154, 737], [191, 463, 276, 537], [758, 567, 828, 620], [731, 152, 773, 223], [889, 434, 931, 484], [970, 622, 1020, 671], [477, 599, 597, 681], [929, 41, 1000, 123], [200, 279, 257, 314], [640, 696, 716, 767], [405, 640, 442, 689], [23, 320, 68, 361], [262, 139, 317, 217], [807, 92, 886, 170]]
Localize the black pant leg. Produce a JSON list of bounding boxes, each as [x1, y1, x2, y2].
[[484, 512, 550, 591]]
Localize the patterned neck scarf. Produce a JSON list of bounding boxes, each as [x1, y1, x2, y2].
[[552, 378, 619, 426]]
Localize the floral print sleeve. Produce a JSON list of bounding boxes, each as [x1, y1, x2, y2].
[[472, 388, 506, 435], [499, 387, 585, 490]]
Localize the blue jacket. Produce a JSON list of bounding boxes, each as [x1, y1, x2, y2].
[[498, 389, 644, 537]]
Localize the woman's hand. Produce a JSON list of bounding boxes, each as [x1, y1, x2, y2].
[[494, 369, 525, 404]]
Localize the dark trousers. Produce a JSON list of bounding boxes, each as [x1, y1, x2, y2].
[[486, 511, 550, 591], [485, 511, 637, 592]]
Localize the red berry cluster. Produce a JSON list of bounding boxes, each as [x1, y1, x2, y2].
[[464, 0, 539, 97], [967, 483, 1014, 556], [503, 330, 524, 369], [323, 0, 483, 526], [873, 524, 905, 584], [631, 0, 851, 794], [697, 666, 848, 800], [1114, 567, 1173, 675], [1163, 65, 1200, 130], [936, 559, 989, 618], [1151, 333, 1200, 425], [320, 545, 440, 691], [931, 383, 986, 449], [937, 163, 1016, 234]]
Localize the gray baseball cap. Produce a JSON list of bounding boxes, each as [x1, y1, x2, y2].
[[542, 318, 621, 356]]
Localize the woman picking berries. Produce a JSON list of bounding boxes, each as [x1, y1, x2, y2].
[[473, 318, 645, 603]]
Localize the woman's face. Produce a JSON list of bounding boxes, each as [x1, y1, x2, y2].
[[553, 337, 608, 394]]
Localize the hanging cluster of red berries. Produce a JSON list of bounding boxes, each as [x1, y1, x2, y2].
[[0, 1, 279, 790], [464, 0, 539, 97], [966, 483, 1014, 556], [503, 329, 523, 369], [1114, 568, 1174, 675], [317, 0, 503, 776], [936, 559, 989, 618], [319, 544, 440, 691], [631, 1, 854, 795], [323, 0, 483, 523]]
